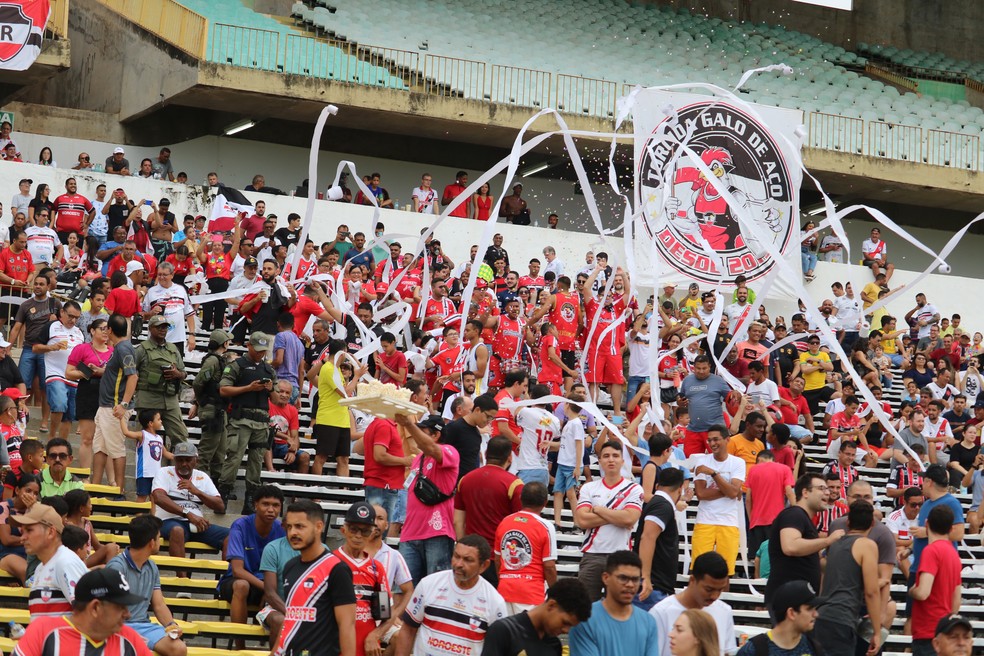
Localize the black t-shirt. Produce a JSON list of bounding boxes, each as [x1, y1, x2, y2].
[[481, 611, 561, 656], [0, 355, 24, 389], [950, 442, 979, 474], [274, 227, 300, 251], [443, 417, 482, 480], [304, 339, 330, 368], [633, 491, 679, 595], [279, 549, 355, 656], [765, 505, 820, 603], [107, 202, 130, 236]]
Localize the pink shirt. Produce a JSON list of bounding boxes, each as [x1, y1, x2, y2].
[[401, 445, 460, 541], [745, 460, 793, 528]]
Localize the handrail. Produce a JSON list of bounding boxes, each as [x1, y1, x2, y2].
[[209, 23, 280, 72], [490, 64, 551, 109], [865, 62, 919, 93], [423, 54, 486, 101], [925, 129, 980, 170], [966, 78, 984, 95], [46, 0, 69, 38], [807, 112, 863, 155], [95, 0, 208, 59], [556, 74, 616, 118]]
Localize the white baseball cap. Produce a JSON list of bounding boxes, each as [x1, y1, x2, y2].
[[125, 260, 145, 275], [113, 146, 125, 154]]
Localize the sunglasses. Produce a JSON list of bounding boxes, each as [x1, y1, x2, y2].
[[47, 452, 70, 460]]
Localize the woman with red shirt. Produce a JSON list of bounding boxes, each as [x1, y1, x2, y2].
[[163, 244, 197, 287], [471, 182, 494, 221], [196, 221, 242, 331]]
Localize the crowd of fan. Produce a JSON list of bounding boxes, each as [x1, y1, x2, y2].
[[0, 163, 977, 656]]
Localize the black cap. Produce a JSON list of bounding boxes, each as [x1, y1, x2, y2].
[[345, 501, 376, 525], [770, 580, 820, 621], [416, 414, 445, 432], [244, 257, 259, 268], [75, 569, 145, 606], [935, 613, 972, 636], [974, 399, 984, 409]]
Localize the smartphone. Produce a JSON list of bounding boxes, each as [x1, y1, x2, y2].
[[76, 362, 93, 380], [144, 200, 152, 206]]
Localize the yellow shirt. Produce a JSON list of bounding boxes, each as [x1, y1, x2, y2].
[[315, 361, 350, 428], [882, 330, 899, 355], [727, 435, 765, 479], [861, 282, 881, 311], [799, 350, 830, 391]]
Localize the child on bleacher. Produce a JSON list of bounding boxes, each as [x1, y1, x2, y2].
[[2, 438, 44, 501], [120, 410, 172, 503], [61, 524, 92, 565], [0, 393, 26, 470], [64, 488, 120, 568]]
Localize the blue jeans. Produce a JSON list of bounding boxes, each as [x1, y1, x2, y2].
[[626, 376, 649, 406], [786, 424, 813, 441], [632, 588, 668, 612], [160, 518, 230, 550], [399, 536, 454, 586], [801, 246, 817, 273], [19, 350, 45, 387], [46, 380, 76, 420], [365, 486, 399, 525], [517, 468, 549, 487]]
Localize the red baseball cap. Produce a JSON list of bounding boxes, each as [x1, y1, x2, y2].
[[1, 388, 29, 400]]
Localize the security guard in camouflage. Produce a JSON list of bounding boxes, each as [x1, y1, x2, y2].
[[134, 314, 189, 448], [218, 331, 277, 513], [192, 328, 234, 485]]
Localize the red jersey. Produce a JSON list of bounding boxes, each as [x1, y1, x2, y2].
[[778, 387, 811, 425], [491, 389, 522, 439], [454, 464, 524, 545], [291, 296, 326, 336], [432, 344, 465, 393], [463, 291, 499, 344], [423, 296, 455, 332], [203, 251, 233, 280], [393, 267, 422, 299], [828, 411, 862, 446], [518, 275, 545, 294], [268, 401, 300, 446], [538, 334, 563, 384], [51, 193, 93, 234], [363, 418, 406, 489], [0, 247, 32, 288], [105, 287, 141, 317], [164, 253, 195, 278], [584, 297, 627, 356], [334, 548, 390, 656], [548, 292, 581, 351], [442, 183, 470, 218], [14, 615, 152, 656], [106, 254, 145, 279], [492, 315, 526, 362], [285, 256, 317, 283], [494, 510, 557, 605]]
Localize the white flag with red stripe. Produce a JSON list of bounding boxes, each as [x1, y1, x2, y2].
[[0, 0, 51, 71], [209, 186, 253, 233]]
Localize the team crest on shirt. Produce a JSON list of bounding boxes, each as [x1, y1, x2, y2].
[[559, 302, 576, 323], [638, 101, 794, 283], [303, 578, 314, 589], [500, 530, 533, 570], [40, 589, 51, 602], [150, 442, 163, 461], [469, 617, 482, 630]]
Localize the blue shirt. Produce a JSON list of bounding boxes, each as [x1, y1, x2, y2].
[[100, 241, 122, 275], [912, 493, 964, 570], [219, 515, 286, 586], [680, 373, 731, 431], [273, 330, 305, 386], [568, 600, 659, 656], [971, 470, 984, 513]]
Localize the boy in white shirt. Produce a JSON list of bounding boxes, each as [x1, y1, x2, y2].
[[121, 409, 172, 502], [553, 401, 585, 527]]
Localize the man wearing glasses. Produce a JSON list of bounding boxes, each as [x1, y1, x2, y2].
[[764, 472, 845, 612], [35, 302, 84, 439], [39, 437, 84, 497], [72, 152, 93, 171]]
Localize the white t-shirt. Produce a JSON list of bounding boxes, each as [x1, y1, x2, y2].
[[650, 596, 737, 656], [90, 199, 108, 238], [627, 331, 650, 378], [10, 192, 31, 218], [411, 186, 438, 214], [861, 238, 887, 260], [512, 407, 560, 472], [833, 295, 862, 331], [960, 370, 981, 405], [405, 570, 507, 656], [136, 429, 165, 479], [913, 303, 939, 339], [543, 258, 565, 278], [28, 545, 89, 617], [25, 225, 59, 265], [142, 283, 194, 345], [151, 467, 220, 521], [374, 542, 412, 592], [819, 234, 844, 263], [696, 307, 716, 328], [42, 321, 85, 385], [576, 477, 644, 554], [557, 415, 585, 468], [694, 454, 745, 527], [825, 398, 845, 417], [723, 302, 753, 335], [922, 416, 953, 443], [925, 381, 959, 405], [884, 507, 919, 539], [745, 378, 779, 408]]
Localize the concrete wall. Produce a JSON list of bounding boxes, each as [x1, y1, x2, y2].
[[652, 0, 984, 66], [21, 0, 199, 120]]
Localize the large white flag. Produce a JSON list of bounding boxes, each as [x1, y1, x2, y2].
[[0, 0, 51, 71], [633, 91, 804, 298]]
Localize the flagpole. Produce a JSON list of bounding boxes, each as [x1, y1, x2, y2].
[[288, 104, 340, 285]]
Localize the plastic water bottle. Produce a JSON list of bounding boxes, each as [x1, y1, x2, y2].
[[8, 621, 25, 639]]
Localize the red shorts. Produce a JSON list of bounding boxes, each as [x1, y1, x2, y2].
[[540, 379, 563, 396], [683, 429, 709, 456], [585, 352, 625, 385]]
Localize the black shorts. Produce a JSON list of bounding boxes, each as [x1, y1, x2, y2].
[[313, 424, 351, 458], [218, 577, 265, 605], [560, 350, 576, 377]]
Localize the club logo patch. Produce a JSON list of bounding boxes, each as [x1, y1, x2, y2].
[[638, 101, 794, 283]]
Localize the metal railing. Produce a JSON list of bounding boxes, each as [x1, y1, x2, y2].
[[864, 62, 919, 92], [490, 64, 551, 109], [808, 112, 864, 155], [926, 129, 981, 170], [556, 74, 616, 118], [423, 54, 486, 101], [96, 0, 208, 58], [47, 0, 69, 38], [867, 121, 923, 163], [209, 24, 280, 71]]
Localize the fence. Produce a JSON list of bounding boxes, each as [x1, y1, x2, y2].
[[556, 74, 617, 118], [867, 121, 923, 162], [96, 0, 208, 58], [808, 112, 863, 155], [864, 62, 919, 93], [490, 64, 551, 109], [209, 24, 280, 71], [423, 55, 486, 100], [926, 129, 980, 170]]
